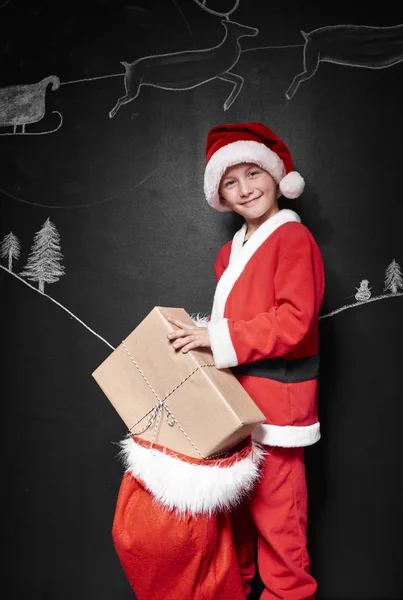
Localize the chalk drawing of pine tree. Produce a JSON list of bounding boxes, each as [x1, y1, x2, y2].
[[19, 218, 65, 293], [384, 259, 403, 294], [0, 232, 21, 271]]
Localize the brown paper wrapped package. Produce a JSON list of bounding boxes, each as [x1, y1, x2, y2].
[[92, 306, 265, 458]]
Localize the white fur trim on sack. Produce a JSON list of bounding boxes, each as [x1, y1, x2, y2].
[[252, 422, 321, 447], [204, 140, 286, 211], [118, 436, 266, 516]]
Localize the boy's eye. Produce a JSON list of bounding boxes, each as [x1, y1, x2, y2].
[[224, 170, 259, 186]]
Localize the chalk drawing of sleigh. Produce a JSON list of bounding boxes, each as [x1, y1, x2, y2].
[[0, 75, 63, 135], [286, 23, 403, 99], [109, 18, 259, 118]]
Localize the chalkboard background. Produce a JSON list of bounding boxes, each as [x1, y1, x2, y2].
[[1, 1, 403, 599]]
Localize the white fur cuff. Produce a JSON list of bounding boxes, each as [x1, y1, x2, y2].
[[207, 318, 238, 369], [252, 422, 321, 447]]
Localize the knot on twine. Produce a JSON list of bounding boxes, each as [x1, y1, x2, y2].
[[122, 340, 215, 459]]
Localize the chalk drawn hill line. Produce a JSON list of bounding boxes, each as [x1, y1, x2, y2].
[[0, 264, 115, 350], [1, 265, 402, 351]]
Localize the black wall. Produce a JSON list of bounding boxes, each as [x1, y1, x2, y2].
[[1, 1, 403, 598]]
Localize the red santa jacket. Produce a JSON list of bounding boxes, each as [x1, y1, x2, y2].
[[205, 209, 325, 448]]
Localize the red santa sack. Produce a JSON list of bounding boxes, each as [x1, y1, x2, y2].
[[112, 434, 265, 600]]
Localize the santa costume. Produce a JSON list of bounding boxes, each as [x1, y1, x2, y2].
[[201, 122, 326, 599], [112, 434, 265, 600]]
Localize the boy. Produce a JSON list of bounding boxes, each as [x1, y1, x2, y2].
[[167, 122, 326, 599]]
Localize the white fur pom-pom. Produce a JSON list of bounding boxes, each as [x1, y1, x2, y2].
[[279, 171, 305, 199]]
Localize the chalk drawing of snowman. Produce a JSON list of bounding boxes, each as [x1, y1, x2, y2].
[[355, 279, 372, 302]]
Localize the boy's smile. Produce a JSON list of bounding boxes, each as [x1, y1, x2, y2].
[[241, 195, 261, 207]]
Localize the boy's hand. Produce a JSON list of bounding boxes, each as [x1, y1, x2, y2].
[[166, 317, 211, 354]]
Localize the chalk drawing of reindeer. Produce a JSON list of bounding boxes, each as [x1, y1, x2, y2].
[[286, 23, 403, 99], [0, 75, 62, 135], [109, 18, 259, 118]]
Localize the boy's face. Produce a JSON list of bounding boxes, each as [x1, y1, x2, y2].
[[218, 162, 278, 220]]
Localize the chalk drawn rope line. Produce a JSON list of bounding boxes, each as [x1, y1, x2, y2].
[[55, 45, 303, 89], [59, 73, 123, 86], [56, 44, 304, 92], [121, 339, 215, 457], [0, 264, 115, 349], [242, 44, 304, 52]]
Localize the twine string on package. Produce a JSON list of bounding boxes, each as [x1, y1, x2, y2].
[[122, 340, 216, 459]]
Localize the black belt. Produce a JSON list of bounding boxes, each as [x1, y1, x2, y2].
[[230, 354, 319, 383]]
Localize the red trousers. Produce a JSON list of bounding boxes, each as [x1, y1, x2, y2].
[[233, 446, 317, 600]]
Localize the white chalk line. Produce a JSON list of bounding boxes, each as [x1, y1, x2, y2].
[[59, 73, 123, 86], [242, 44, 304, 52], [319, 292, 403, 319], [0, 164, 159, 209], [172, 0, 194, 44], [192, 0, 240, 18], [0, 111, 63, 136], [2, 263, 402, 348], [0, 264, 115, 350], [57, 43, 303, 88]]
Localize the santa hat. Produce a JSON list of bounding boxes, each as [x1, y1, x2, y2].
[[203, 122, 305, 212]]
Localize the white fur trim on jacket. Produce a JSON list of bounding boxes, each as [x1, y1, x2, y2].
[[207, 318, 238, 369], [252, 422, 321, 447], [210, 209, 301, 326], [118, 436, 266, 516], [204, 140, 286, 211]]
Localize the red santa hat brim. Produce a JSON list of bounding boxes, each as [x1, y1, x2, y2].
[[204, 140, 305, 211]]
